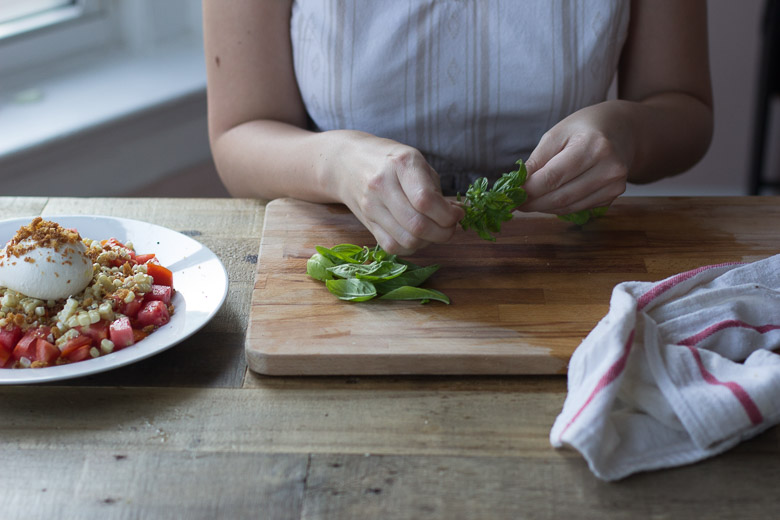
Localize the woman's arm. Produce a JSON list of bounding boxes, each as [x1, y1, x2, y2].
[[203, 0, 462, 254], [521, 0, 713, 215]]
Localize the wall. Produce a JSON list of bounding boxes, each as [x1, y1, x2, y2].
[[626, 0, 770, 196]]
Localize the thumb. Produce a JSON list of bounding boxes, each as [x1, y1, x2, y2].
[[525, 131, 562, 176]]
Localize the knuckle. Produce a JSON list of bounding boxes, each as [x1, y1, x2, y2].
[[365, 171, 385, 193], [379, 237, 402, 255], [542, 168, 566, 192], [355, 192, 376, 216], [389, 147, 423, 170], [405, 213, 428, 238], [409, 188, 437, 214], [395, 229, 424, 253], [590, 133, 615, 161], [549, 192, 575, 212], [609, 181, 627, 199]]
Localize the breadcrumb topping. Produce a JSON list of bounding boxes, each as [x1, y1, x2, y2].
[[2, 217, 82, 258]]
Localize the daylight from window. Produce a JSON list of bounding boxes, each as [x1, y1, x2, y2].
[[0, 0, 71, 25]]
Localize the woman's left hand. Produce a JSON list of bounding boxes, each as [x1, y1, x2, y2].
[[520, 101, 634, 215]]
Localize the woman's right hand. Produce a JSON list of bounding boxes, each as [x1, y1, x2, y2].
[[329, 131, 464, 256]]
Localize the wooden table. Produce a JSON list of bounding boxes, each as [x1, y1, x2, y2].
[[1, 196, 778, 520]]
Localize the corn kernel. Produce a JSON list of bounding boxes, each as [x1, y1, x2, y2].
[[100, 339, 115, 354]]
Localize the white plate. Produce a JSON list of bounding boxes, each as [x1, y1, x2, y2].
[[0, 215, 229, 384]]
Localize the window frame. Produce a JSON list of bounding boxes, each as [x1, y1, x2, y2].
[[0, 0, 115, 76]]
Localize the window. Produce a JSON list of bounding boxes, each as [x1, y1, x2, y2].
[[0, 0, 104, 42], [0, 0, 73, 25]]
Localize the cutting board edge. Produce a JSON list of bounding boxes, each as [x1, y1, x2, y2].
[[245, 346, 569, 376]]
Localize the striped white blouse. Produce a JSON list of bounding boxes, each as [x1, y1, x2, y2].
[[291, 0, 630, 193]]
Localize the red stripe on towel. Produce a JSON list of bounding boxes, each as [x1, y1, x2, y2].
[[558, 331, 635, 441], [678, 320, 780, 347], [636, 262, 742, 311], [558, 262, 747, 441], [683, 344, 764, 426]]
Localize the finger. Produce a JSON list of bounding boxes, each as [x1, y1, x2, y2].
[[523, 162, 625, 214], [350, 202, 423, 256], [522, 144, 598, 207], [397, 163, 464, 228], [550, 183, 622, 215], [382, 179, 459, 246], [525, 130, 564, 177], [367, 211, 431, 256]]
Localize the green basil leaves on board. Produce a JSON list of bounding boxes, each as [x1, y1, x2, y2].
[[306, 244, 450, 304], [457, 158, 608, 240]]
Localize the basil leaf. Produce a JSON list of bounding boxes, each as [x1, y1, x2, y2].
[[325, 278, 377, 302], [374, 264, 440, 294], [310, 243, 449, 304], [328, 260, 407, 281], [306, 253, 335, 281], [316, 244, 365, 264], [355, 261, 407, 281], [327, 262, 378, 279], [379, 286, 450, 304]]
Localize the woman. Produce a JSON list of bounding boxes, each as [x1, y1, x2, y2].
[[204, 0, 713, 254]]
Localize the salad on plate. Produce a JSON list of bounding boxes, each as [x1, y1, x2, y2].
[[0, 217, 175, 369]]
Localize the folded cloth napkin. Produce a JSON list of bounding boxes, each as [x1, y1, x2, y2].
[[550, 254, 780, 481]]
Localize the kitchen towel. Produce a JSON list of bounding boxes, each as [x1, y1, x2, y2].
[[550, 254, 780, 481]]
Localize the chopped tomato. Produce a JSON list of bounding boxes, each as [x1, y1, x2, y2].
[[0, 345, 12, 367], [136, 300, 170, 328], [133, 328, 149, 343], [35, 338, 60, 365], [144, 285, 172, 304], [77, 320, 110, 343], [135, 253, 158, 264], [109, 317, 135, 349], [116, 298, 142, 319], [64, 344, 92, 362], [60, 334, 92, 359], [146, 263, 173, 287], [0, 326, 22, 352], [13, 330, 42, 361], [12, 328, 55, 363]]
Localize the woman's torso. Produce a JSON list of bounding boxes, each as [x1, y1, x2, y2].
[[291, 0, 629, 193]]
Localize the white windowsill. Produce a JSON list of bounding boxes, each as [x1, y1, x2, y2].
[[0, 32, 206, 160], [0, 30, 214, 197]]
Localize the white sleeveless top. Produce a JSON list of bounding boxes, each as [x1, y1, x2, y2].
[[290, 0, 630, 193]]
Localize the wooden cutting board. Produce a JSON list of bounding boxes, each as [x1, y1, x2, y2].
[[246, 196, 779, 375]]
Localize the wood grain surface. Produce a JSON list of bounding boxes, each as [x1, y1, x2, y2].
[[2, 196, 779, 520], [246, 197, 780, 376]]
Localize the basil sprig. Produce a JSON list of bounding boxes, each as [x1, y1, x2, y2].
[[457, 158, 608, 240], [457, 160, 528, 241], [307, 244, 449, 304]]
